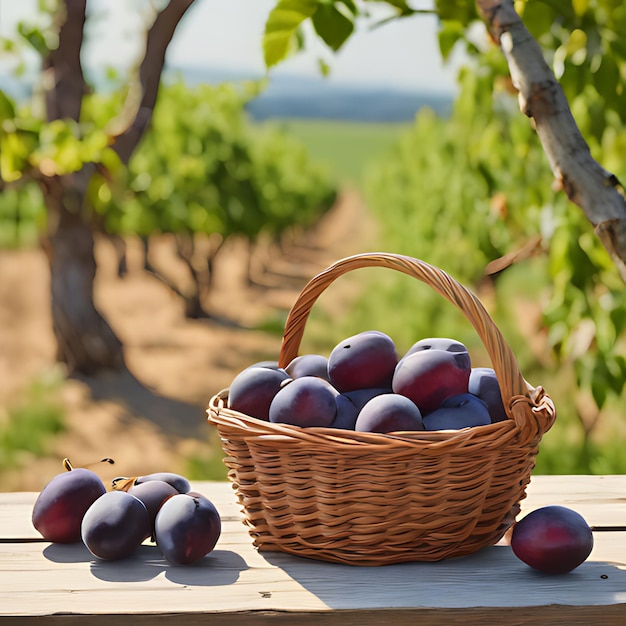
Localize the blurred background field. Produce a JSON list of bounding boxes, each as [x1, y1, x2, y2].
[[1, 0, 625, 490], [275, 119, 413, 185]]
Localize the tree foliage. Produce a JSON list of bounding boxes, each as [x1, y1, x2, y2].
[[263, 0, 626, 470], [0, 1, 337, 368], [0, 0, 199, 374], [263, 1, 626, 272], [89, 79, 337, 315], [111, 80, 336, 242]]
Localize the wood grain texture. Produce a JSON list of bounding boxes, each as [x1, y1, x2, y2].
[[1, 476, 625, 623]]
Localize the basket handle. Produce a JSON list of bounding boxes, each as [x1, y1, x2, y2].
[[278, 252, 549, 429]]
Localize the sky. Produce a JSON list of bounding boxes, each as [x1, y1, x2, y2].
[[0, 0, 465, 93]]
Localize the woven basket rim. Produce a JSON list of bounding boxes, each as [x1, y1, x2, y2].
[[208, 386, 553, 451]]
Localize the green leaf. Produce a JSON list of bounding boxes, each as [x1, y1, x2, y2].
[[572, 0, 589, 17], [435, 0, 477, 23], [438, 20, 465, 61], [1, 133, 28, 182], [607, 355, 626, 395], [263, 0, 319, 68], [338, 0, 359, 17], [0, 90, 16, 122], [79, 129, 109, 163], [590, 365, 608, 410], [520, 1, 560, 40], [100, 146, 123, 175], [318, 57, 331, 76], [592, 53, 620, 105], [1, 38, 17, 52], [311, 3, 354, 52], [366, 0, 412, 13], [16, 23, 49, 57], [31, 119, 86, 175], [616, 356, 626, 385], [565, 28, 587, 65]]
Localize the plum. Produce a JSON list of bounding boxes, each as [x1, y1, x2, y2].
[[422, 393, 491, 430], [329, 394, 359, 430], [328, 330, 398, 393], [81, 491, 151, 560], [469, 367, 507, 423], [244, 360, 282, 370], [285, 354, 330, 381], [343, 387, 393, 412], [403, 337, 471, 371], [227, 366, 291, 420], [32, 468, 107, 543], [392, 349, 470, 415], [511, 505, 594, 574], [155, 492, 222, 565], [128, 480, 179, 536], [269, 376, 338, 427], [355, 393, 424, 434], [113, 471, 191, 494], [134, 472, 191, 494]]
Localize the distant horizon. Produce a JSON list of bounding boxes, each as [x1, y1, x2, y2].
[[167, 62, 457, 97], [0, 61, 454, 123], [0, 0, 464, 94], [1, 57, 458, 99]]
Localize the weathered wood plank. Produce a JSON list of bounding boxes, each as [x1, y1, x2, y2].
[[1, 530, 625, 615], [1, 476, 625, 623], [521, 474, 626, 528], [1, 606, 626, 626]]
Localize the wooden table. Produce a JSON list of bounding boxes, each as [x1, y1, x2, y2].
[[1, 476, 625, 625]]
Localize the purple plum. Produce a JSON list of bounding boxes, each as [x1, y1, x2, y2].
[[269, 376, 338, 427], [403, 337, 471, 371], [328, 331, 398, 393], [81, 491, 150, 560], [355, 393, 424, 433], [469, 367, 507, 423], [422, 393, 491, 430], [228, 366, 290, 421], [285, 354, 330, 381], [329, 393, 360, 430], [32, 468, 106, 544], [511, 505, 593, 574], [392, 349, 470, 415], [155, 492, 222, 565]]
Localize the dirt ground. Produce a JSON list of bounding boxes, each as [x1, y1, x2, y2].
[[0, 189, 378, 491]]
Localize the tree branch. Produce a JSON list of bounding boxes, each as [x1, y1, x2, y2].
[[476, 0, 626, 281], [111, 0, 196, 165], [44, 0, 87, 122]]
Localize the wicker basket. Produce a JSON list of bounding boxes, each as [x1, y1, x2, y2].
[[207, 252, 556, 565]]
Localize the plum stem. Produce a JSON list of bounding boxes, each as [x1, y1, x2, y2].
[[63, 457, 115, 472], [111, 476, 137, 491]]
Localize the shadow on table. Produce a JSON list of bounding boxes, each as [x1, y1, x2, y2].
[[42, 543, 248, 586], [76, 367, 206, 438], [260, 543, 626, 610]]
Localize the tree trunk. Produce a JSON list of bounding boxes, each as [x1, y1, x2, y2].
[[40, 0, 124, 375], [43, 177, 124, 375], [39, 0, 196, 375]]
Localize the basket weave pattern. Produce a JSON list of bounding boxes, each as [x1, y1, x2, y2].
[[208, 253, 556, 565]]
